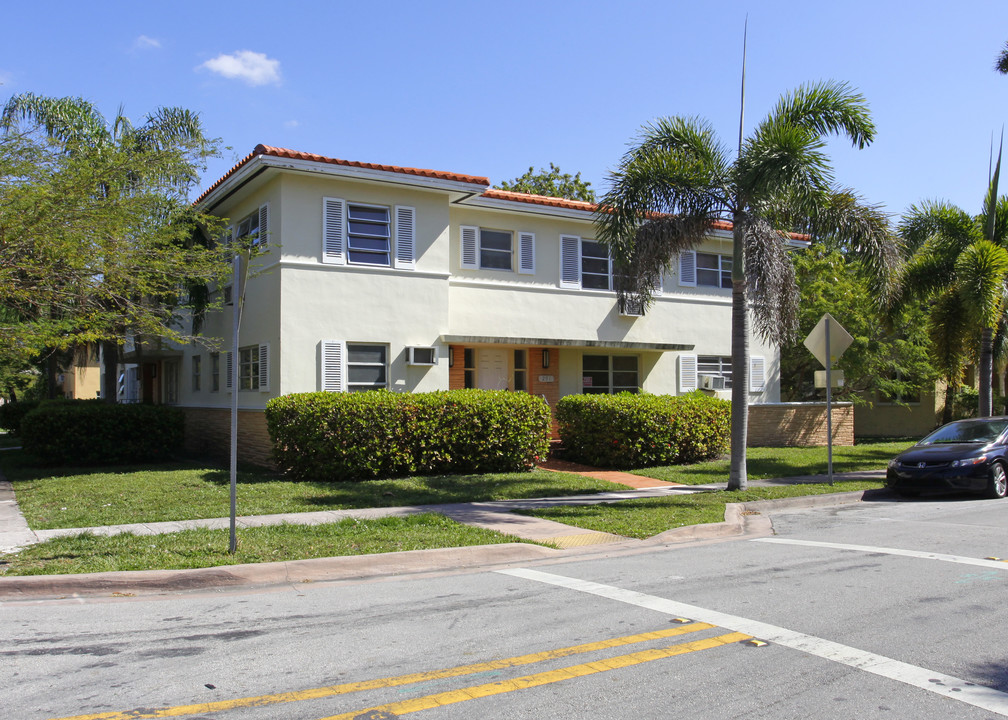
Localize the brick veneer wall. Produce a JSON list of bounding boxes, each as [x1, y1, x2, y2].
[[747, 402, 854, 447], [181, 407, 275, 468]]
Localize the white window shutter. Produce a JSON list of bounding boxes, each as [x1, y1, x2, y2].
[[560, 235, 581, 288], [518, 232, 535, 274], [460, 226, 478, 269], [257, 203, 269, 248], [678, 353, 698, 393], [225, 351, 234, 391], [750, 355, 766, 393], [679, 250, 697, 286], [322, 341, 345, 392], [322, 197, 345, 265], [394, 205, 416, 270], [258, 343, 270, 392]]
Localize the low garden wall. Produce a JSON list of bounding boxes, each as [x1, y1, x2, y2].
[[747, 402, 853, 447]]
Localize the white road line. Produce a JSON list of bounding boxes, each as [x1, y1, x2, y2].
[[497, 567, 1008, 716], [752, 538, 1008, 568]]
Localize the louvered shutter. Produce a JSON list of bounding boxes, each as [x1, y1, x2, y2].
[[225, 351, 234, 391], [258, 344, 270, 392], [257, 203, 269, 248], [560, 235, 581, 288], [322, 197, 345, 264], [679, 250, 697, 286], [321, 341, 345, 392], [518, 232, 535, 274], [460, 226, 478, 269], [750, 355, 766, 393], [394, 205, 416, 270], [678, 353, 698, 392]]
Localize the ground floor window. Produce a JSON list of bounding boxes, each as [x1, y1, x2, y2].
[[582, 355, 639, 394], [514, 349, 527, 392], [164, 361, 179, 404], [210, 353, 220, 392], [698, 355, 732, 388], [464, 348, 476, 389], [347, 343, 387, 392]]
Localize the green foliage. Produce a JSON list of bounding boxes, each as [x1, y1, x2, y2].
[[780, 246, 936, 403], [20, 401, 183, 465], [266, 390, 551, 481], [0, 400, 39, 434], [495, 162, 597, 202], [555, 392, 730, 468]]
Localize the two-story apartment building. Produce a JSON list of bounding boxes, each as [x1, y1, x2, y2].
[[138, 145, 781, 465]]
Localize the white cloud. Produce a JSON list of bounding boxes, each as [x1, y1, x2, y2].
[[134, 35, 161, 50], [199, 50, 281, 87], [284, 119, 299, 129]]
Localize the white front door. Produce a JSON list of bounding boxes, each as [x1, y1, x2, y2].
[[477, 348, 509, 390]]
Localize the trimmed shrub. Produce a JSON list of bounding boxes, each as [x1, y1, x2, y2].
[[265, 389, 551, 481], [21, 401, 184, 465], [0, 400, 40, 435], [556, 391, 730, 468]]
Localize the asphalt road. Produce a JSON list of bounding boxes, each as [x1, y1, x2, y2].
[[4, 493, 1008, 720]]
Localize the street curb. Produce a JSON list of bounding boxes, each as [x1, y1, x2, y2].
[[0, 491, 881, 600]]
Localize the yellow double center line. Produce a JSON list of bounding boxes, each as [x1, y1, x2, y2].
[[52, 623, 748, 720]]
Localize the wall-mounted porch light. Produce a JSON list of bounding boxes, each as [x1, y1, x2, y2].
[[542, 348, 550, 368]]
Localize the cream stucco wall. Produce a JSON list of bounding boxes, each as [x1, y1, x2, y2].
[[178, 163, 781, 412]]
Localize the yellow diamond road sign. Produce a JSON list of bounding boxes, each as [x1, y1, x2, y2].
[[803, 313, 853, 368]]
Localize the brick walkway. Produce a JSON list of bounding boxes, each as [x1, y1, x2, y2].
[[538, 457, 683, 489]]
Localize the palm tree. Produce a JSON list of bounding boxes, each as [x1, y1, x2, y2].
[[595, 81, 898, 490], [1, 93, 215, 402], [898, 151, 1008, 420]]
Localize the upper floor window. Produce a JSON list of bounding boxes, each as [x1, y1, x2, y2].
[[697, 253, 732, 288], [322, 198, 415, 270], [460, 226, 535, 274], [233, 204, 269, 249], [580, 240, 611, 290], [346, 203, 391, 266]]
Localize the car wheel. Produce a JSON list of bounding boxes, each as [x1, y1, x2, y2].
[[987, 462, 1008, 499]]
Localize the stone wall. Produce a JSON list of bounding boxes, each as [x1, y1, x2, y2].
[[747, 402, 854, 447]]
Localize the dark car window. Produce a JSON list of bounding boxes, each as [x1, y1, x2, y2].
[[920, 419, 1008, 445]]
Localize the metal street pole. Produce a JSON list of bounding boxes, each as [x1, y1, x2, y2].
[[825, 318, 833, 486], [229, 254, 241, 553]]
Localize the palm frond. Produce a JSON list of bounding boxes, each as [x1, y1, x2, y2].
[[955, 239, 1008, 328], [736, 121, 832, 205], [996, 42, 1008, 74], [743, 218, 799, 345], [766, 80, 875, 150], [898, 200, 979, 254]]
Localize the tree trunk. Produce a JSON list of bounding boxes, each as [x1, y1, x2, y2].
[[980, 327, 993, 417], [728, 217, 749, 491], [101, 340, 119, 404], [942, 382, 954, 425]]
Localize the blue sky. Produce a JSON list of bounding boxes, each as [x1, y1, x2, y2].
[[4, 1, 1008, 219]]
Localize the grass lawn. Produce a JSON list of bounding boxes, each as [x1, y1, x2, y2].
[[0, 450, 624, 530], [516, 480, 885, 538], [628, 441, 911, 485], [0, 514, 546, 576]]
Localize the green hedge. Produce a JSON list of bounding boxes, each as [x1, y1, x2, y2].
[[21, 401, 184, 465], [0, 400, 40, 435], [266, 389, 551, 481], [556, 392, 730, 468]]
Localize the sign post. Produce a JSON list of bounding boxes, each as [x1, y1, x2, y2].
[[803, 313, 853, 485]]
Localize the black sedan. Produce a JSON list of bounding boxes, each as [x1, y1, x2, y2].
[[886, 417, 1008, 499]]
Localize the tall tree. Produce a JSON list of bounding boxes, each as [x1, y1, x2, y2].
[[898, 150, 1008, 419], [1, 93, 223, 401], [496, 163, 597, 202], [595, 81, 898, 490], [995, 42, 1008, 74]]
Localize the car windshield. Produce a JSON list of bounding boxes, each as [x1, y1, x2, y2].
[[919, 419, 1008, 445]]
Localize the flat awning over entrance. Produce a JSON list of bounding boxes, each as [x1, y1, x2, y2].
[[439, 335, 693, 351]]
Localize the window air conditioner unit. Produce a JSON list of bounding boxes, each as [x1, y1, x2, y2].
[[618, 296, 645, 317], [406, 346, 437, 366], [699, 374, 726, 390]]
